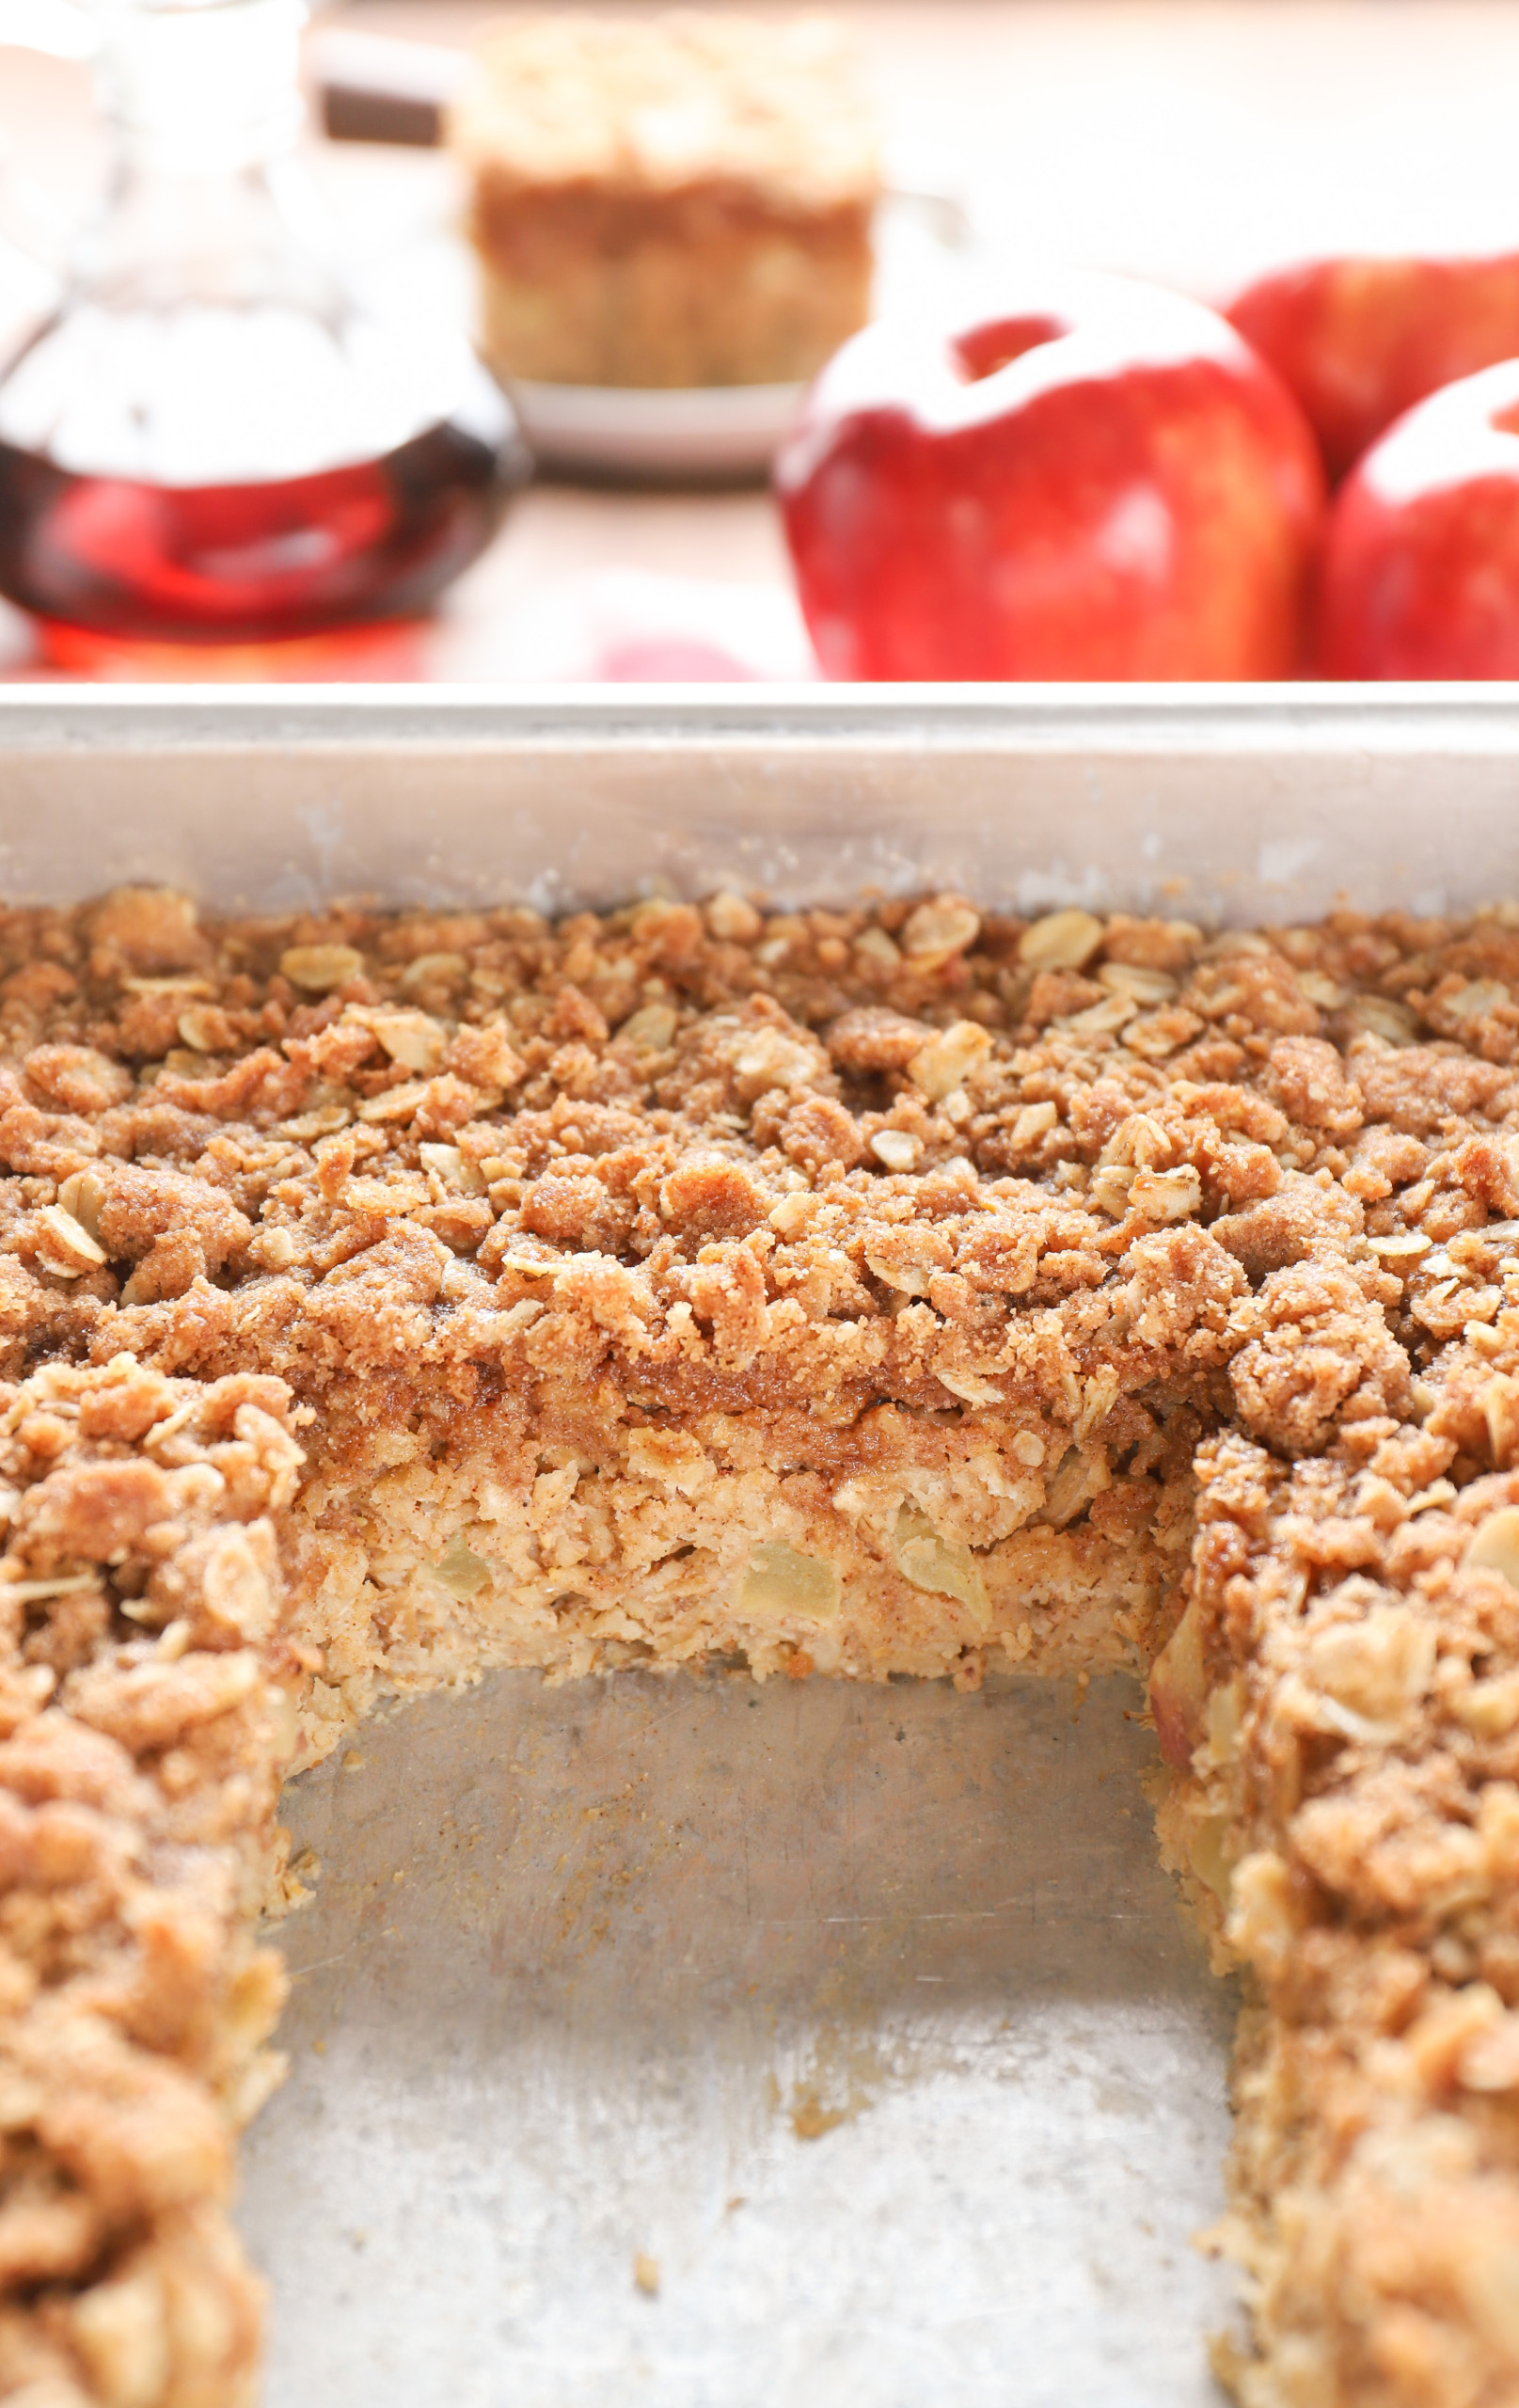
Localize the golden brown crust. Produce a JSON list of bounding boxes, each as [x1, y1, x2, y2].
[[10, 882, 1519, 2401]]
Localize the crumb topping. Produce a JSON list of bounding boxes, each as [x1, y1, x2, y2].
[[451, 13, 879, 209], [0, 1351, 300, 2407], [8, 885, 1519, 1465]]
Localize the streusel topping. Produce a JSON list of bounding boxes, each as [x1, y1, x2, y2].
[[451, 14, 879, 207]]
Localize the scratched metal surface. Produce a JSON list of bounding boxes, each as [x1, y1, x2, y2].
[[237, 1669, 1238, 2408], [6, 689, 1519, 927]]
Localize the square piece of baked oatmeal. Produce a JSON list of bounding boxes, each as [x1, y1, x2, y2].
[[450, 13, 879, 388]]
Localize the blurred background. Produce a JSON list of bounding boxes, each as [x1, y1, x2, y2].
[[3, 0, 1519, 682]]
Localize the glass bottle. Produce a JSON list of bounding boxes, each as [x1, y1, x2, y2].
[[0, 0, 529, 675]]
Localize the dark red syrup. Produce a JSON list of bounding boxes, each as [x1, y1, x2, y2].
[[0, 404, 528, 657]]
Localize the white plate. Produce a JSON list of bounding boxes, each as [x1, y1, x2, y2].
[[508, 374, 807, 483]]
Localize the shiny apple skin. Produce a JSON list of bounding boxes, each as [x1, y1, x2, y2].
[[1227, 252, 1519, 483], [1317, 358, 1519, 678], [775, 276, 1325, 683]]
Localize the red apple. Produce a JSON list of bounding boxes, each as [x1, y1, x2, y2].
[[1316, 358, 1519, 678], [774, 274, 1324, 683], [1227, 252, 1519, 483]]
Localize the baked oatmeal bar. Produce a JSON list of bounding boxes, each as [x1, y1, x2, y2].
[[450, 13, 879, 388], [1, 879, 1519, 2405]]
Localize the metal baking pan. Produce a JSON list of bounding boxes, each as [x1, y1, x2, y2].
[[4, 684, 1519, 921], [5, 684, 1519, 2408]]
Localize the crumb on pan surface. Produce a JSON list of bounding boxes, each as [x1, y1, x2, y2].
[[450, 13, 878, 388], [4, 879, 1519, 2401]]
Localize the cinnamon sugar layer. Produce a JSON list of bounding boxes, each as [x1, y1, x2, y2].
[[7, 882, 1519, 2402]]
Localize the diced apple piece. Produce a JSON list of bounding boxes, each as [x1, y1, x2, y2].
[[736, 1542, 841, 1623], [1149, 1592, 1210, 1771]]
